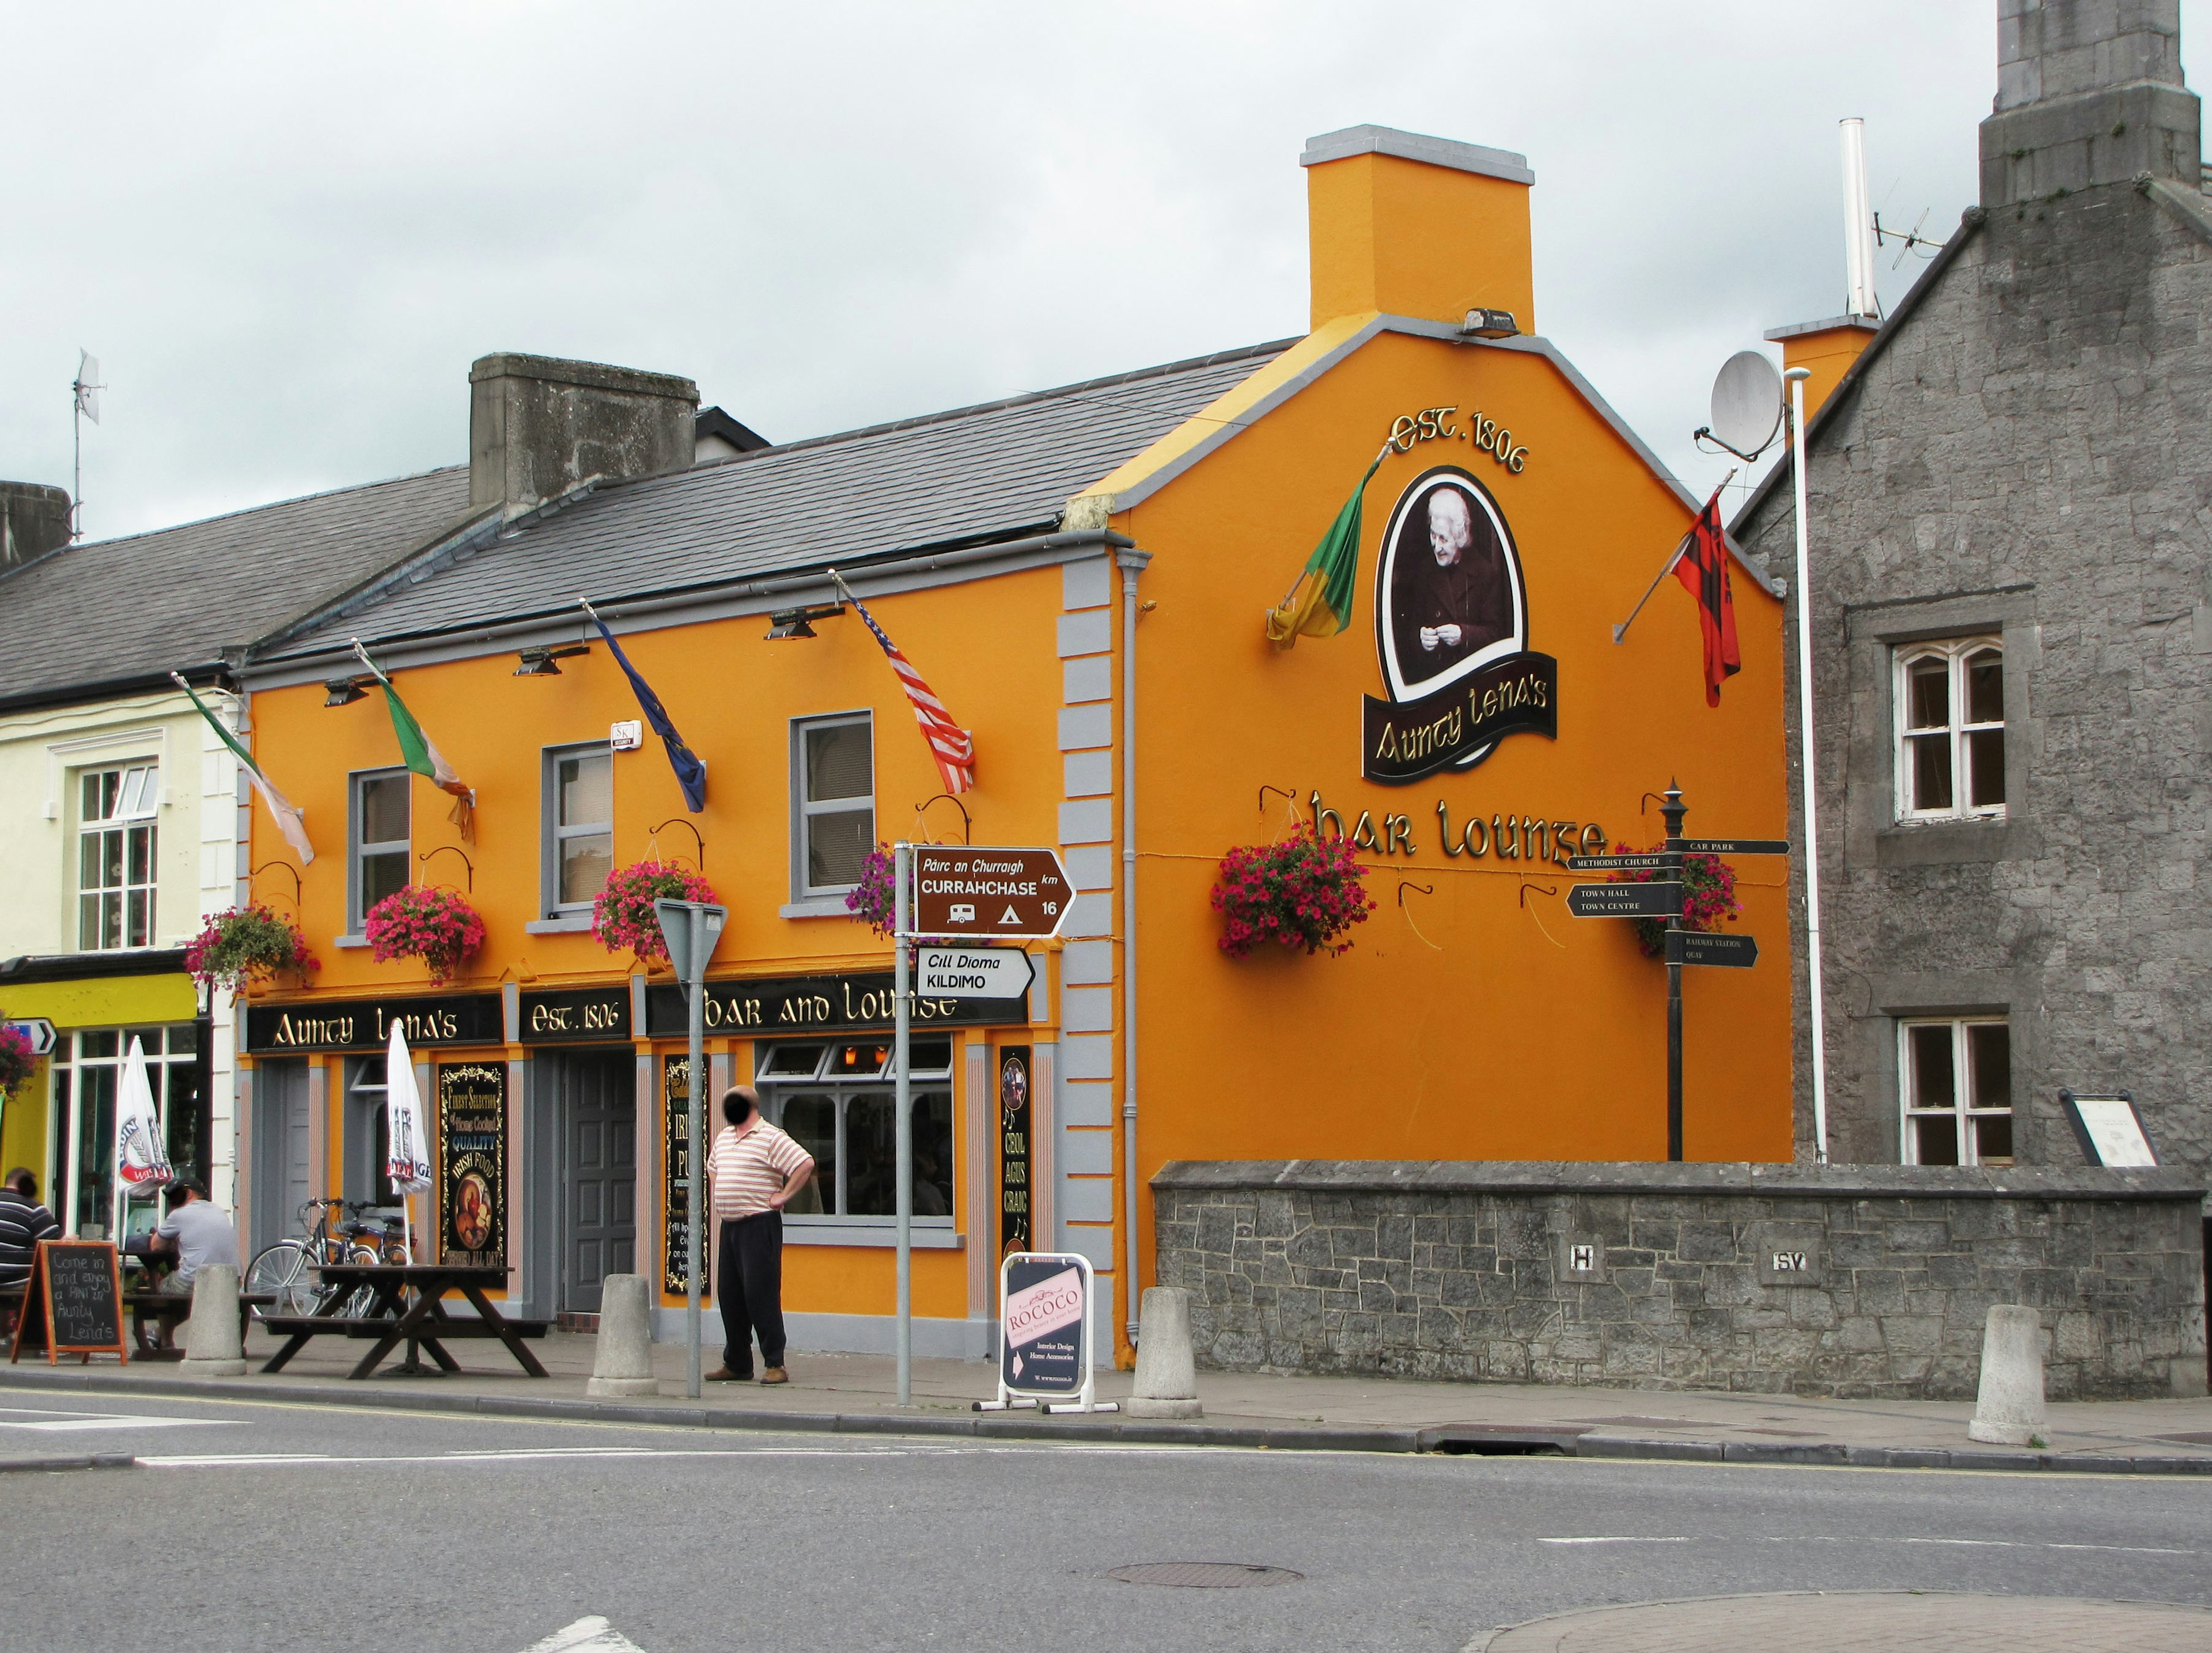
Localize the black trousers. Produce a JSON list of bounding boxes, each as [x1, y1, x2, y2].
[[715, 1211, 786, 1373]]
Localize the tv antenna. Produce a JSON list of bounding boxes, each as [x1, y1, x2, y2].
[[1694, 350, 1786, 464], [71, 349, 104, 541], [1874, 207, 1945, 268]]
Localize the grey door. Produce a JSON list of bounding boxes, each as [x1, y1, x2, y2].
[[253, 1059, 312, 1253], [562, 1053, 636, 1313]]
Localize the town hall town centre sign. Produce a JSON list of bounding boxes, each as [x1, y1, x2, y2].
[[1364, 464, 1556, 783]]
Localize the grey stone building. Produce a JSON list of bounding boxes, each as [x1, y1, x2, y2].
[[1736, 0, 2212, 1181]]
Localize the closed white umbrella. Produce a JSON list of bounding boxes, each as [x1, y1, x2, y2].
[[113, 1036, 173, 1241], [383, 1024, 434, 1260]]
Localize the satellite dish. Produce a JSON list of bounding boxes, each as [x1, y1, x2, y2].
[[1708, 350, 1783, 458]]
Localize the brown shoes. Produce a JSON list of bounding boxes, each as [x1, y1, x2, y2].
[[760, 1367, 790, 1385], [705, 1366, 749, 1382]]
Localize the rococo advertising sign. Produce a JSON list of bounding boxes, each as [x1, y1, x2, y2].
[[1363, 464, 1556, 783]]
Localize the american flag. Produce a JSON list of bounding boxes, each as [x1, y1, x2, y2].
[[842, 583, 976, 794]]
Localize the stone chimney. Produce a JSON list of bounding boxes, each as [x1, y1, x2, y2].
[[1980, 0, 2200, 207], [468, 353, 699, 516], [0, 482, 73, 564], [1300, 126, 1536, 335]]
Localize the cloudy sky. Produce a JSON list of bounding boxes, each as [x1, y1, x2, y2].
[[6, 2, 2210, 542]]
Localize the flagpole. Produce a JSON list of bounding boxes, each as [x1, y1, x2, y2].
[[1612, 469, 1735, 644], [1786, 368, 1830, 1164]]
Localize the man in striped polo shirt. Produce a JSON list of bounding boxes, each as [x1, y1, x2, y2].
[[704, 1086, 813, 1384]]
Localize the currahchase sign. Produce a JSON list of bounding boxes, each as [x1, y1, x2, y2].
[[1363, 464, 1557, 783]]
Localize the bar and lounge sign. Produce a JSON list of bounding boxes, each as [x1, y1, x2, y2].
[[247, 994, 503, 1054], [645, 969, 1021, 1038]]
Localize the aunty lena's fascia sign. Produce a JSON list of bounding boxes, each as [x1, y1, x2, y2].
[[1363, 453, 1557, 784]]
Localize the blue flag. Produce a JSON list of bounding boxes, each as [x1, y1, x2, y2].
[[586, 609, 707, 812]]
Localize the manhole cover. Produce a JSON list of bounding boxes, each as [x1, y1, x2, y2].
[[1105, 1563, 1303, 1588]]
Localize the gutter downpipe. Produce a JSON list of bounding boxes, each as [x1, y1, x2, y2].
[[1786, 367, 1831, 1164], [1118, 547, 1151, 1349]]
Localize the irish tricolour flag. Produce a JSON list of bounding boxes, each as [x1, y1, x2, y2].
[[172, 673, 315, 864], [353, 640, 478, 841]]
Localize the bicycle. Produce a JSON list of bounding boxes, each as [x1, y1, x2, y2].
[[244, 1199, 408, 1316]]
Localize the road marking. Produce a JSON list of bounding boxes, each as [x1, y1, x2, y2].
[[1538, 1535, 2196, 1556], [139, 1446, 934, 1467], [0, 1406, 233, 1434], [523, 1617, 647, 1653]]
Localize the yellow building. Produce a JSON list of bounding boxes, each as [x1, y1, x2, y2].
[[234, 126, 1793, 1363]]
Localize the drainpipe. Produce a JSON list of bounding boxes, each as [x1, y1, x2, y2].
[[1118, 548, 1151, 1347]]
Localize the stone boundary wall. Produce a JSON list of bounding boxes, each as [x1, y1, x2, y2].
[[1151, 1162, 2208, 1400]]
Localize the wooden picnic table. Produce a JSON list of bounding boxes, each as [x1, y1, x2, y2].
[[255, 1264, 549, 1381]]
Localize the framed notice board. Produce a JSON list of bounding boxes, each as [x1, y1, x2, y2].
[[998, 1047, 1031, 1261], [8, 1239, 128, 1366], [662, 1052, 704, 1296], [437, 1061, 508, 1267]]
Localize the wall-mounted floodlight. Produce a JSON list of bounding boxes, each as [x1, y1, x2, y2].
[[324, 676, 375, 707], [514, 644, 592, 677], [765, 602, 845, 640], [1459, 308, 1520, 339]]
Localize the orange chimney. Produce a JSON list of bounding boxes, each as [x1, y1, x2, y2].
[[1302, 126, 1535, 335], [1763, 316, 1880, 418]]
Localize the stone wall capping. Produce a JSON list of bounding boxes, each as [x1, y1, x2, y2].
[[1149, 1159, 2205, 1203]]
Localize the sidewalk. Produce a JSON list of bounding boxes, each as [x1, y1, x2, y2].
[[4, 1328, 2209, 1473]]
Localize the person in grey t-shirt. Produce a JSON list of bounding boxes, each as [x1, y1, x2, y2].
[[151, 1181, 240, 1296]]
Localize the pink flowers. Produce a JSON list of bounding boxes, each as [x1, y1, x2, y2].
[[366, 885, 487, 983], [0, 1019, 35, 1096], [184, 904, 320, 992], [1608, 841, 1742, 959], [593, 859, 718, 964], [845, 846, 899, 938], [1211, 827, 1376, 958]]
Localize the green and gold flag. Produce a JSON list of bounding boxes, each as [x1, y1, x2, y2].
[[1264, 443, 1388, 646]]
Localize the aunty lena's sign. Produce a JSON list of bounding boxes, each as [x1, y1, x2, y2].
[[1365, 465, 1556, 784]]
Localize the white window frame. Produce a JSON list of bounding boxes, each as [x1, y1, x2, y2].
[[1893, 636, 2005, 823], [1899, 1015, 2014, 1166], [753, 1037, 954, 1235], [75, 762, 160, 951], [541, 742, 615, 918], [348, 767, 412, 932], [790, 712, 874, 900], [48, 1024, 200, 1238]]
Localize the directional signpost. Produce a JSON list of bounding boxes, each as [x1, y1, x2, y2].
[[1565, 784, 1786, 1159], [893, 845, 1070, 1408]]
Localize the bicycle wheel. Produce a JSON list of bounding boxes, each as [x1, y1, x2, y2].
[[340, 1242, 386, 1318], [245, 1241, 317, 1315]]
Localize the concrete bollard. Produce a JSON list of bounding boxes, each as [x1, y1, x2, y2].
[[180, 1264, 248, 1377], [1968, 1304, 2048, 1446], [1126, 1286, 1202, 1419], [587, 1274, 659, 1397]]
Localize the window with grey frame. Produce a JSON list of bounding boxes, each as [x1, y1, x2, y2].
[[753, 1037, 953, 1227], [1894, 639, 2004, 822], [350, 768, 411, 931], [791, 714, 873, 897], [543, 744, 613, 916]]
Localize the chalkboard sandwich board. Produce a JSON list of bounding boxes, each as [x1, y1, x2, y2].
[[8, 1239, 129, 1366]]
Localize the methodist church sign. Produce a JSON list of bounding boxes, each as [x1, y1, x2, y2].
[[1363, 465, 1557, 783]]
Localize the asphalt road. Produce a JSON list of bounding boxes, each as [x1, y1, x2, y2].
[[1, 1385, 2207, 1653]]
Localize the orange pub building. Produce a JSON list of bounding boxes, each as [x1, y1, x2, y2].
[[231, 124, 1793, 1366]]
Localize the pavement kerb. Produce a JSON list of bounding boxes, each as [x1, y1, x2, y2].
[[2, 1366, 2207, 1473], [0, 1451, 135, 1474]]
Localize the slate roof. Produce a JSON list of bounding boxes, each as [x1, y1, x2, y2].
[[0, 465, 477, 710], [268, 341, 1292, 659]]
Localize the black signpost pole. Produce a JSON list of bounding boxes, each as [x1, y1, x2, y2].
[[1660, 781, 1687, 1163]]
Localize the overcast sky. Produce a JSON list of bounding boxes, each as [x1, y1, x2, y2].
[[8, 2, 2211, 543]]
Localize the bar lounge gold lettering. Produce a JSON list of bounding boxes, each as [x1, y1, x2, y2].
[[1312, 789, 1605, 867]]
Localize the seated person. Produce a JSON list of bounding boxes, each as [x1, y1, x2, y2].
[[149, 1180, 240, 1299], [1, 1169, 62, 1333]]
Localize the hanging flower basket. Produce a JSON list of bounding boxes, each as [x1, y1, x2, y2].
[[1608, 843, 1742, 959], [1211, 826, 1376, 958], [365, 885, 487, 983], [593, 859, 718, 965], [183, 904, 320, 994], [846, 846, 899, 938], [0, 1018, 36, 1097]]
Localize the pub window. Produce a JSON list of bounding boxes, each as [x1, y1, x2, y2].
[[77, 763, 159, 950], [753, 1037, 953, 1224], [542, 744, 614, 916], [1900, 1017, 2013, 1166], [791, 714, 874, 898], [47, 1024, 202, 1239], [1895, 638, 2004, 822], [342, 1055, 401, 1208], [349, 768, 411, 932]]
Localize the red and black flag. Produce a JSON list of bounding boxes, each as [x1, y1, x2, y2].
[[1673, 486, 1741, 707]]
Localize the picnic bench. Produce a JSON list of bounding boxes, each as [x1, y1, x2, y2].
[[255, 1263, 549, 1381]]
